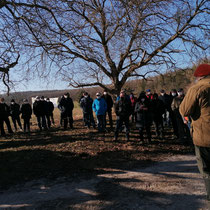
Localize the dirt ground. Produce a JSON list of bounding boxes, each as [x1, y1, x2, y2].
[[0, 154, 208, 210], [0, 116, 208, 209]]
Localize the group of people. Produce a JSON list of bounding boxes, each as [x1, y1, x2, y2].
[[78, 87, 192, 143], [79, 91, 113, 131], [114, 88, 192, 142], [0, 97, 54, 136], [0, 86, 191, 142]]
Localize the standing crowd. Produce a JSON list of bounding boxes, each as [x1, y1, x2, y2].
[[0, 97, 54, 136], [0, 86, 192, 143], [79, 87, 191, 143]]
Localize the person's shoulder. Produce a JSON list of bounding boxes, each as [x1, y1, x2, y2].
[[187, 81, 207, 94], [80, 97, 85, 102]]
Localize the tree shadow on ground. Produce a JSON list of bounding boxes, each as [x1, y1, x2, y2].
[[0, 151, 205, 210], [0, 119, 198, 209]]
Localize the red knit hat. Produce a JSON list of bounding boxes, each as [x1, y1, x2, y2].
[[194, 64, 210, 77]]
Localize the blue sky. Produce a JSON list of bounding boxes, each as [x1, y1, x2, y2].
[[0, 0, 208, 94]]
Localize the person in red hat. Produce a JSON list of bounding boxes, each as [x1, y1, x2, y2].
[[180, 63, 210, 205]]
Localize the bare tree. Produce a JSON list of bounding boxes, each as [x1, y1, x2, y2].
[[0, 8, 20, 95], [1, 0, 210, 95]]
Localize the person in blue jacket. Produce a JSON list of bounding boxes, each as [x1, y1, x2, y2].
[[92, 92, 107, 132]]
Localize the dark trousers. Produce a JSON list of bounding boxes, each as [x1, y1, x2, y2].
[[23, 118, 30, 132], [105, 110, 113, 128], [96, 115, 106, 132], [0, 119, 5, 136], [83, 113, 90, 127], [36, 115, 47, 131], [63, 115, 73, 129], [195, 145, 210, 201], [115, 116, 130, 140], [4, 117, 13, 133], [83, 112, 96, 128], [154, 117, 164, 137], [138, 125, 151, 142], [46, 115, 51, 128], [11, 115, 22, 130], [170, 111, 178, 136], [131, 108, 136, 123], [174, 112, 191, 140]]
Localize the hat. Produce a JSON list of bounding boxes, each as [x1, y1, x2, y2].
[[178, 88, 183, 92], [171, 89, 177, 92], [160, 89, 165, 93], [96, 92, 101, 96], [153, 93, 158, 98], [11, 99, 15, 102], [146, 89, 151, 92], [194, 64, 210, 77], [139, 91, 146, 98]]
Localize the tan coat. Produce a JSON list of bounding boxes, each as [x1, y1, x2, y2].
[[179, 76, 210, 147]]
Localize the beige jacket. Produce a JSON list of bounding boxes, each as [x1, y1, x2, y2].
[[179, 76, 210, 147]]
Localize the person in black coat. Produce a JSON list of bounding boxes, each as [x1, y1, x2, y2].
[[114, 90, 132, 141], [33, 96, 47, 131], [47, 98, 55, 124], [102, 90, 113, 129], [9, 99, 23, 132], [45, 98, 55, 128], [80, 92, 96, 129], [135, 92, 152, 143], [0, 97, 13, 136], [158, 89, 172, 126], [152, 93, 165, 139], [20, 99, 32, 133], [0, 98, 6, 136], [58, 92, 74, 130]]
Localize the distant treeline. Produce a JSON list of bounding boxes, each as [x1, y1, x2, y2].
[[0, 67, 195, 104]]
